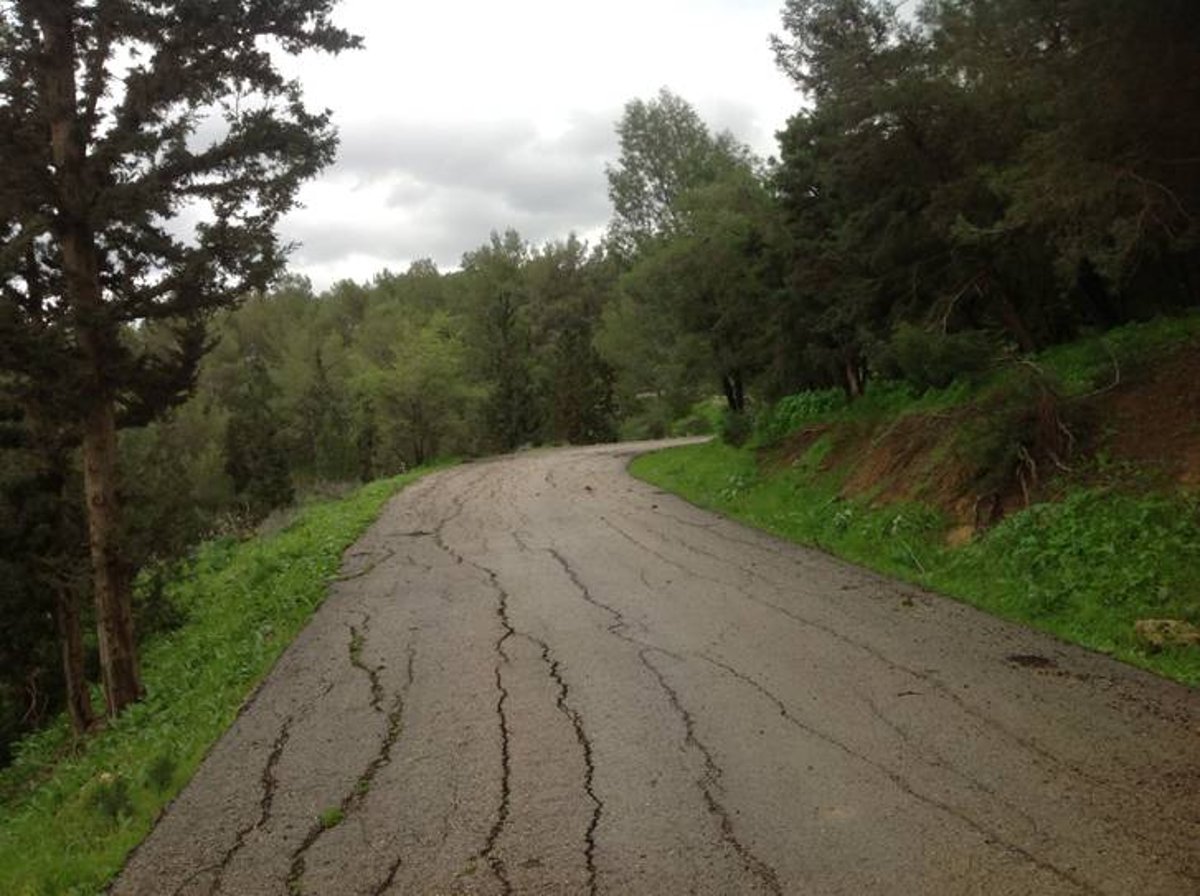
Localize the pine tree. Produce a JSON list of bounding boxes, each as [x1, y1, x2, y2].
[[0, 1, 358, 717]]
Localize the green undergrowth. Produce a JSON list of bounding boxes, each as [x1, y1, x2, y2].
[[0, 465, 440, 896], [632, 441, 1200, 686], [754, 312, 1200, 442]]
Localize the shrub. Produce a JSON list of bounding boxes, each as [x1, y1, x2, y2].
[[883, 324, 996, 390], [720, 409, 754, 447], [755, 388, 846, 443]]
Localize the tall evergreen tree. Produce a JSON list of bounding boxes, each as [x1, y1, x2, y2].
[[0, 1, 358, 716]]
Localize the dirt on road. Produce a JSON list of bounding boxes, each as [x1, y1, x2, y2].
[[113, 441, 1200, 895]]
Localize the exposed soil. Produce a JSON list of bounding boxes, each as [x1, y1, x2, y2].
[[1100, 345, 1200, 488], [767, 341, 1200, 535]]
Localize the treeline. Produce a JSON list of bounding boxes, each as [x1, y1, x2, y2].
[[608, 0, 1200, 413], [3, 0, 1199, 759], [1, 235, 626, 758]]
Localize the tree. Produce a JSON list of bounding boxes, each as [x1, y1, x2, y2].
[[461, 231, 540, 452], [224, 356, 294, 520], [354, 314, 475, 469], [606, 88, 752, 258], [601, 89, 780, 415], [0, 2, 358, 717], [524, 236, 617, 444], [768, 0, 1200, 397]]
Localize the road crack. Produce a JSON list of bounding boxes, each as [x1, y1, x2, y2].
[[639, 650, 783, 895], [332, 548, 396, 582], [521, 633, 602, 895], [203, 716, 294, 895], [477, 568, 515, 896], [603, 512, 1117, 799], [286, 628, 417, 895], [546, 547, 645, 643], [697, 654, 1100, 895]]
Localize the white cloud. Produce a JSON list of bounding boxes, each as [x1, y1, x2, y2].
[[277, 0, 801, 289]]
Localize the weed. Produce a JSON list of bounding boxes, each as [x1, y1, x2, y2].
[[318, 806, 344, 829], [88, 775, 133, 824], [755, 388, 845, 444], [145, 753, 176, 794]]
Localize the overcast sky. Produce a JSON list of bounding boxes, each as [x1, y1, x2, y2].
[[276, 0, 802, 289]]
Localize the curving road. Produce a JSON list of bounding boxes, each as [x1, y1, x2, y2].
[[114, 441, 1200, 895]]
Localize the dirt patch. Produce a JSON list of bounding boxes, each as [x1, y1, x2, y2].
[[1006, 654, 1058, 670], [768, 425, 832, 470], [763, 340, 1199, 537], [1098, 346, 1200, 487]]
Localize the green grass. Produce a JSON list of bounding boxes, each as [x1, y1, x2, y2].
[[632, 441, 1200, 686], [1036, 311, 1200, 394], [0, 466, 440, 896]]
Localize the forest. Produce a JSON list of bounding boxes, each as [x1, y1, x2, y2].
[[2, 0, 1198, 767]]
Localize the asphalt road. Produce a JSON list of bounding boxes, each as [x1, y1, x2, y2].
[[114, 441, 1200, 895]]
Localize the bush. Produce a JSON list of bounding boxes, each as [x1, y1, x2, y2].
[[883, 324, 996, 390], [669, 398, 723, 437], [755, 388, 846, 444], [720, 409, 754, 447]]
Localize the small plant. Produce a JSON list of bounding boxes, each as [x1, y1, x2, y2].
[[719, 409, 754, 447], [145, 753, 176, 793], [756, 388, 846, 443], [318, 806, 345, 829], [831, 505, 855, 532], [88, 774, 133, 824], [720, 470, 756, 501], [349, 628, 365, 665]]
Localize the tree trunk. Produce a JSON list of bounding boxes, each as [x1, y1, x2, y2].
[[82, 399, 142, 714], [42, 449, 98, 735], [722, 370, 746, 413], [41, 7, 142, 715], [986, 268, 1039, 353], [844, 357, 864, 399], [52, 584, 96, 735]]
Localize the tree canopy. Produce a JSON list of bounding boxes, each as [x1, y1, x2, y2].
[[0, 0, 359, 721]]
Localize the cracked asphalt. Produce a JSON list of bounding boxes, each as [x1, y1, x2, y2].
[[113, 441, 1200, 895]]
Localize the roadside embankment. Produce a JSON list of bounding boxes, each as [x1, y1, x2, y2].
[[633, 317, 1200, 687]]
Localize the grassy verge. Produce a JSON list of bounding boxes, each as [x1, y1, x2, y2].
[[632, 441, 1200, 686], [0, 466, 439, 896]]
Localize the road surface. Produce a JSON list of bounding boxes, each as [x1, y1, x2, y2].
[[114, 442, 1200, 895]]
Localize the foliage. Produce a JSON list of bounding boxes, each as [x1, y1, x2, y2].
[[946, 491, 1200, 634], [764, 0, 1200, 398], [880, 324, 997, 391], [719, 409, 755, 447], [600, 96, 785, 414], [605, 87, 754, 257], [0, 0, 361, 719], [754, 388, 846, 444], [0, 466, 437, 896], [1036, 312, 1200, 395]]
